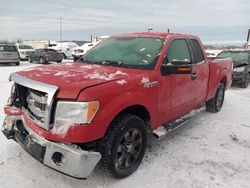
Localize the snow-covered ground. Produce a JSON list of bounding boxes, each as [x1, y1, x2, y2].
[[0, 62, 250, 188]]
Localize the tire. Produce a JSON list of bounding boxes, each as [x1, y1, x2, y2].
[[39, 57, 47, 64], [99, 114, 147, 179], [57, 61, 62, 63], [240, 73, 250, 88], [73, 57, 78, 62], [28, 57, 33, 63], [206, 83, 225, 113], [15, 62, 20, 66], [63, 53, 67, 59]]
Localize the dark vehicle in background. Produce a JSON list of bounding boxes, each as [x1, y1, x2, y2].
[[0, 44, 20, 66], [217, 50, 250, 88], [29, 48, 63, 64]]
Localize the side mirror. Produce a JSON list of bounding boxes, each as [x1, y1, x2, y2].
[[171, 59, 191, 65], [161, 63, 192, 75]]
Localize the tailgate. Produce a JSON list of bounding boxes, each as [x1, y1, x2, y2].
[[0, 51, 19, 60]]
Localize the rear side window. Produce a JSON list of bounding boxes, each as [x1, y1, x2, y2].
[[190, 39, 205, 63], [0, 45, 17, 52], [166, 39, 191, 64]]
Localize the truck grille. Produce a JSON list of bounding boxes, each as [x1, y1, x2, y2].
[[26, 89, 48, 129], [10, 73, 58, 131]]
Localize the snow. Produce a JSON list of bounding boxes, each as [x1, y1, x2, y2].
[[0, 62, 250, 188], [141, 77, 150, 84], [54, 71, 69, 76], [84, 71, 127, 81], [139, 48, 146, 52], [116, 79, 127, 85]]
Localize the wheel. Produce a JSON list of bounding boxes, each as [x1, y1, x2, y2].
[[73, 57, 78, 62], [240, 73, 250, 88], [39, 57, 47, 64], [57, 61, 62, 63], [99, 114, 147, 179], [28, 57, 33, 63], [63, 53, 67, 59], [206, 83, 225, 113], [15, 62, 20, 66]]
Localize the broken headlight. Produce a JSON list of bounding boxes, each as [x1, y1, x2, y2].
[[54, 101, 99, 128]]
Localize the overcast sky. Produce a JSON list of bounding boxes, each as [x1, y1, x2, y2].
[[0, 0, 249, 43]]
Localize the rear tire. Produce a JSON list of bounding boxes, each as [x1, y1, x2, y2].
[[99, 114, 147, 179], [39, 57, 47, 64], [206, 83, 225, 113], [15, 62, 20, 66], [240, 73, 250, 88]]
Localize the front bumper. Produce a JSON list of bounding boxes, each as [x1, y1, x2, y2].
[[2, 115, 101, 179]]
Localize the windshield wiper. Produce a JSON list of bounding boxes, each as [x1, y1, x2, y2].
[[100, 60, 128, 68]]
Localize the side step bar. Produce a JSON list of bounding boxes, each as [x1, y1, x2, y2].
[[153, 106, 205, 139]]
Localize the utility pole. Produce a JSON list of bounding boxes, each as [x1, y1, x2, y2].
[[60, 16, 62, 51], [245, 29, 250, 49], [60, 16, 62, 42]]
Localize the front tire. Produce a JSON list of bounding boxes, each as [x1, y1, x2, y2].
[[15, 62, 20, 66], [99, 114, 147, 179], [206, 83, 225, 113]]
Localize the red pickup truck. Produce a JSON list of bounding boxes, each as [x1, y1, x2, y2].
[[2, 32, 232, 179]]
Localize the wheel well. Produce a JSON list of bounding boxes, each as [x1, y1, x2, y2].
[[220, 76, 227, 86], [122, 105, 150, 125], [105, 105, 151, 135]]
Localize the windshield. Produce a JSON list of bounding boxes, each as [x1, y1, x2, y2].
[[83, 37, 163, 69], [217, 51, 249, 62], [18, 45, 33, 49]]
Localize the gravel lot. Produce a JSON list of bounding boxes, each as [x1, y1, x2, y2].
[[0, 61, 250, 188]]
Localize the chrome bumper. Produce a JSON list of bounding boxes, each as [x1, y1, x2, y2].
[[1, 115, 101, 179]]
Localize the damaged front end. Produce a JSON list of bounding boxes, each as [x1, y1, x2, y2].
[[1, 73, 102, 179]]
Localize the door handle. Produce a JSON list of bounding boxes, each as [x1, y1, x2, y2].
[[191, 72, 197, 80]]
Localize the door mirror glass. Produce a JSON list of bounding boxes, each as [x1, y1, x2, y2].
[[171, 59, 191, 65]]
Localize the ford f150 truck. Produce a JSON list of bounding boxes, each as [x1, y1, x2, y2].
[[2, 32, 233, 179]]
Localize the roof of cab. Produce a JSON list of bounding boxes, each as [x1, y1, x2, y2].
[[112, 32, 198, 39]]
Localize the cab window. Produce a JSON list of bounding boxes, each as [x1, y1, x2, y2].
[[190, 39, 205, 63], [166, 39, 191, 64]]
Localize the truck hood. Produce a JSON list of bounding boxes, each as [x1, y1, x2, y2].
[[17, 62, 132, 99]]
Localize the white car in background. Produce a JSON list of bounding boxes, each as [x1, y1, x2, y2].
[[50, 42, 79, 59], [206, 49, 222, 58], [72, 41, 100, 61], [16, 43, 34, 61]]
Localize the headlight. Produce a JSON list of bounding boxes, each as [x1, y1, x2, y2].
[[234, 67, 245, 72], [54, 101, 99, 128]]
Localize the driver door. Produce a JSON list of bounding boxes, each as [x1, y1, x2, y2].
[[158, 38, 197, 124]]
